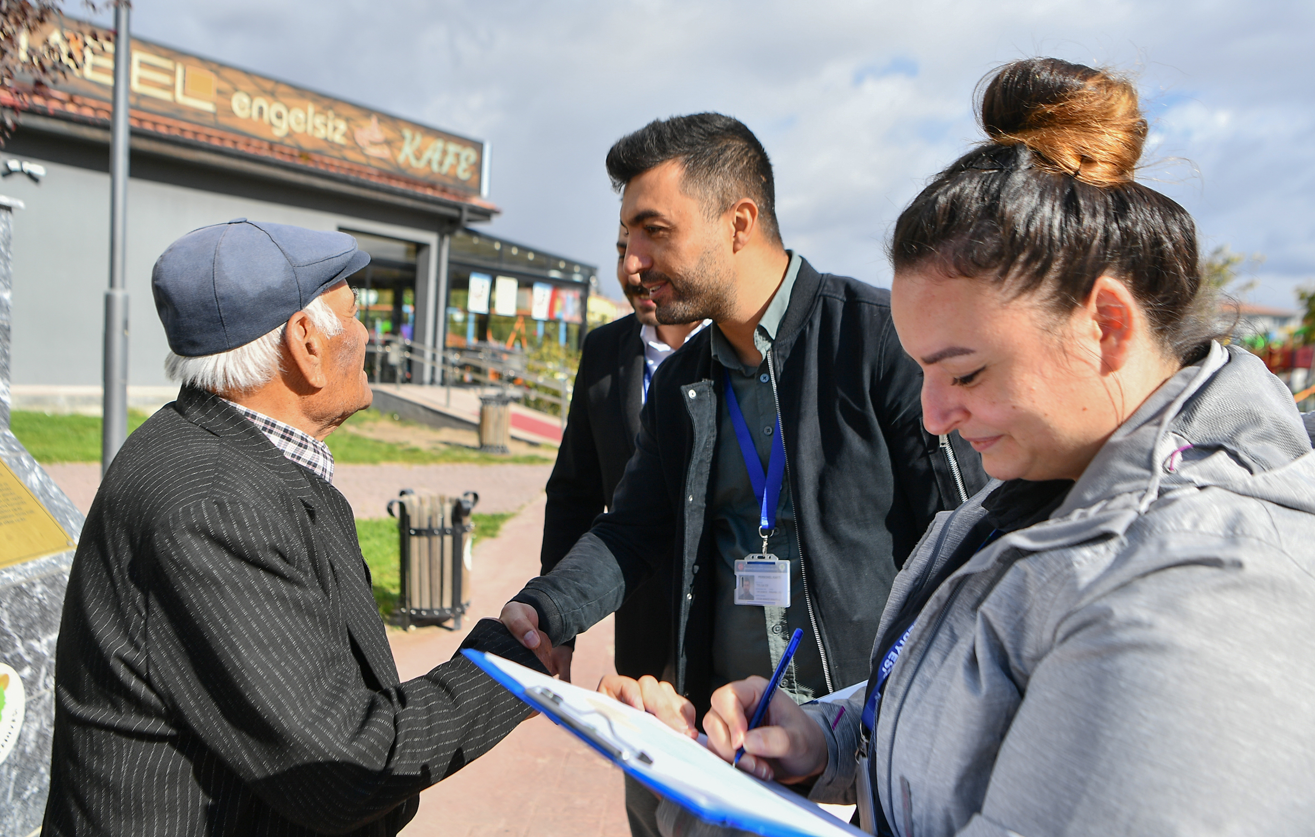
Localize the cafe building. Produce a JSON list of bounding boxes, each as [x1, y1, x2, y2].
[[355, 225, 597, 384], [0, 19, 596, 391]]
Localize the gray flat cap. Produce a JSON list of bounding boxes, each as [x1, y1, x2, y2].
[[152, 218, 370, 357]]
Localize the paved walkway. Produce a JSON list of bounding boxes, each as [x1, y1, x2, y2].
[[373, 383, 566, 445], [390, 494, 629, 836], [334, 462, 554, 518]]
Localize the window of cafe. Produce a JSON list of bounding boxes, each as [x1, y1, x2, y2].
[[445, 229, 595, 357], [336, 227, 598, 385]]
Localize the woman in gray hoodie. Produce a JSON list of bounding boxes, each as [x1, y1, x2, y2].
[[687, 57, 1315, 836]]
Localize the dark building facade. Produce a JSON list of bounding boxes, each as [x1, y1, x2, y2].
[[1, 19, 594, 389]]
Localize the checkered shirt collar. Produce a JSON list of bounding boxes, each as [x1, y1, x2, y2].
[[222, 399, 335, 484]]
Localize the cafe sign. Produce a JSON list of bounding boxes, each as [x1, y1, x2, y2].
[[15, 20, 488, 199]]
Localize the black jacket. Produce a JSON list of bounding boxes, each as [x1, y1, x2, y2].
[[516, 259, 985, 715], [44, 386, 545, 837], [541, 313, 673, 679]]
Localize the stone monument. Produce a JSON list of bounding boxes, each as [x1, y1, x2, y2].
[[0, 195, 85, 836]]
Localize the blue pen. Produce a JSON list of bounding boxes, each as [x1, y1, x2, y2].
[[734, 628, 804, 766]]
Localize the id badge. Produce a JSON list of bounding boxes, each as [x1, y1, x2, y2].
[[734, 555, 790, 607]]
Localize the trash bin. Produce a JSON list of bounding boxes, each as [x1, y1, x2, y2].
[[387, 490, 478, 629], [478, 393, 513, 453]]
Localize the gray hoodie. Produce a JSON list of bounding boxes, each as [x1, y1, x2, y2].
[[807, 343, 1315, 836]]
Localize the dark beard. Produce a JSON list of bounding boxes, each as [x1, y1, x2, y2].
[[646, 246, 735, 325]]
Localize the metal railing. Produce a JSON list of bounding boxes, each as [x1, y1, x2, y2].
[[364, 333, 574, 428]]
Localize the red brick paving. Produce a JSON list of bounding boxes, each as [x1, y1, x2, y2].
[[40, 463, 104, 517], [332, 462, 554, 519], [391, 494, 629, 836], [510, 411, 565, 443]]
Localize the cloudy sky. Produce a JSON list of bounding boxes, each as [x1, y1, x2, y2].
[[94, 0, 1314, 308]]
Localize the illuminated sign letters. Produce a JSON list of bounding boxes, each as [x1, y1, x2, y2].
[[13, 21, 486, 198]]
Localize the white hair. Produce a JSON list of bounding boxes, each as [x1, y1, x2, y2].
[[165, 294, 344, 394]]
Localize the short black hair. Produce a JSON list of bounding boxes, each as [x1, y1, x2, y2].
[[605, 113, 781, 245]]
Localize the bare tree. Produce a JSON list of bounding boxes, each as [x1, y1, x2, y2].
[[1296, 287, 1315, 337], [1202, 244, 1263, 298], [0, 0, 110, 144]]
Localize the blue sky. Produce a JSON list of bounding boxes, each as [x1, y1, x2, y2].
[[95, 0, 1315, 309]]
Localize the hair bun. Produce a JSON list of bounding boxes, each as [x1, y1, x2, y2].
[[979, 58, 1146, 187]]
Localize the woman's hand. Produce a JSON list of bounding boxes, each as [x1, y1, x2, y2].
[[599, 674, 698, 739], [703, 677, 828, 784]]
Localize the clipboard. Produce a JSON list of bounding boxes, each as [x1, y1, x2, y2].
[[464, 650, 866, 837]]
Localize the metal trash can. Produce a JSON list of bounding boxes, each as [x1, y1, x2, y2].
[[478, 393, 513, 453], [387, 490, 478, 629]]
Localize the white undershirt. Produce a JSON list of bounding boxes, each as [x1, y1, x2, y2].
[[641, 320, 711, 402]]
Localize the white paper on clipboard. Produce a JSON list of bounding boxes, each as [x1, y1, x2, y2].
[[464, 650, 865, 837]]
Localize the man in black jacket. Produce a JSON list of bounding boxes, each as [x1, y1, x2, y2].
[[540, 226, 706, 683], [44, 220, 546, 837], [503, 114, 985, 832]]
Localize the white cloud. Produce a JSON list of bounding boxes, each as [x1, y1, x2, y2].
[[109, 0, 1315, 307]]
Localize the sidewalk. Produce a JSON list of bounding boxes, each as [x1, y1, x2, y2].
[[371, 382, 566, 445], [391, 494, 629, 836]]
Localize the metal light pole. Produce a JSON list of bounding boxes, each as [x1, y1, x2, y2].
[[431, 229, 450, 385], [0, 196, 25, 434], [102, 1, 131, 474]]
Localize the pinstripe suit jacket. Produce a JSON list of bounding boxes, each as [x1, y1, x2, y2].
[[43, 386, 543, 836]]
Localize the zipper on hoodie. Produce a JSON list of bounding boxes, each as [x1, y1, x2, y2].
[[765, 347, 835, 694], [939, 434, 969, 504]]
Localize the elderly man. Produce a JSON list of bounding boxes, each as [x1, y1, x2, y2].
[[43, 220, 545, 837]]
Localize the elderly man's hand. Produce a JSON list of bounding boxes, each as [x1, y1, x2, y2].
[[499, 602, 558, 675], [599, 675, 698, 739]]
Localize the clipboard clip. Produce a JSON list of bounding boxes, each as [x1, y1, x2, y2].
[[528, 685, 654, 766]]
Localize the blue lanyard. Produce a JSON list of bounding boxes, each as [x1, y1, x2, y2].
[[722, 367, 786, 532], [860, 528, 1001, 734], [862, 624, 912, 733]]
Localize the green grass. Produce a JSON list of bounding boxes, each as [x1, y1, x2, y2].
[[10, 410, 151, 463], [356, 512, 514, 619], [356, 518, 402, 617], [326, 410, 551, 465], [10, 407, 549, 465], [470, 512, 514, 543]]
